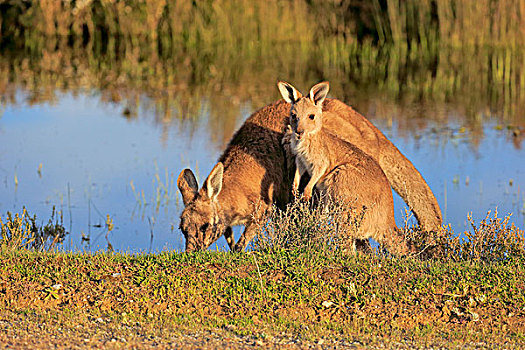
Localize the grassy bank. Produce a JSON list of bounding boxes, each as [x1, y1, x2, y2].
[[2, 205, 525, 348], [1, 249, 524, 348]]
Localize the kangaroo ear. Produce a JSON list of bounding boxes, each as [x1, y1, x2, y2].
[[205, 162, 224, 201], [277, 81, 302, 104], [309, 81, 329, 106], [177, 169, 199, 206]]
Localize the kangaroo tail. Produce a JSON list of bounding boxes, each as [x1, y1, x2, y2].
[[378, 140, 442, 231]]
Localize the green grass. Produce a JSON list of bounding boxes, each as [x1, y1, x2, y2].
[[0, 248, 524, 347], [2, 202, 525, 347]]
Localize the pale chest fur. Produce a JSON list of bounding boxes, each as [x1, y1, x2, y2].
[[291, 133, 329, 176]]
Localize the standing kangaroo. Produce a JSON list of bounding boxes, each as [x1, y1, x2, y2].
[[279, 81, 410, 254], [178, 83, 442, 252]]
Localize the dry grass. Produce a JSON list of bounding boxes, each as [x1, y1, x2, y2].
[[252, 195, 525, 263], [0, 207, 67, 252], [404, 209, 525, 262], [252, 195, 343, 254], [252, 194, 374, 256]]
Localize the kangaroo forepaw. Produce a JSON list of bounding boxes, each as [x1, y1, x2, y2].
[[282, 125, 293, 145], [302, 187, 313, 202]]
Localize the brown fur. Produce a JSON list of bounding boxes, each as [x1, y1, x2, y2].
[[178, 82, 442, 252], [280, 81, 410, 254], [320, 99, 442, 231], [177, 101, 291, 252]]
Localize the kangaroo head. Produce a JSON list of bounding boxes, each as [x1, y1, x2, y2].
[[278, 81, 330, 139], [177, 163, 225, 252]]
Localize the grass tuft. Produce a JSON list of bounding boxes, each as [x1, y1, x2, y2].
[[0, 207, 68, 252], [252, 195, 345, 255], [406, 209, 525, 263], [252, 195, 525, 264]]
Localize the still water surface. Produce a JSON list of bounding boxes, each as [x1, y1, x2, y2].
[[1, 91, 524, 252]]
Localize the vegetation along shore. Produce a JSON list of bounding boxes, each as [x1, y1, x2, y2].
[[2, 204, 525, 348]]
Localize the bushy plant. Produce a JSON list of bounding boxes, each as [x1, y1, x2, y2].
[[253, 196, 525, 263], [0, 207, 68, 251], [251, 194, 367, 255], [406, 209, 525, 262]]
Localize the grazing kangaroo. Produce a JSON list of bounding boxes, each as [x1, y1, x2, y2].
[[177, 102, 291, 252], [279, 81, 410, 254], [178, 83, 441, 252]]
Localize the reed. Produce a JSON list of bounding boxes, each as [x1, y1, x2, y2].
[[1, 0, 525, 147], [4, 1, 525, 49]]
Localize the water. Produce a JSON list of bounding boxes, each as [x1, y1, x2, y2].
[[1, 92, 217, 251], [0, 91, 524, 252]]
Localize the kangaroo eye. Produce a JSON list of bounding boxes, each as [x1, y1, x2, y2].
[[199, 223, 209, 232], [309, 114, 315, 120], [291, 113, 297, 120]]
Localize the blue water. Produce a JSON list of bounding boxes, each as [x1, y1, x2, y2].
[[1, 92, 523, 252]]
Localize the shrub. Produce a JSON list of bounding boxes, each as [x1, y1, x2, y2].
[[251, 194, 366, 255], [253, 197, 525, 263], [0, 207, 68, 252], [406, 209, 525, 262]]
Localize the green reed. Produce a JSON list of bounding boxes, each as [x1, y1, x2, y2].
[[1, 0, 525, 147]]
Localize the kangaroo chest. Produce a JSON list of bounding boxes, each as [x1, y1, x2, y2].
[[292, 135, 329, 177]]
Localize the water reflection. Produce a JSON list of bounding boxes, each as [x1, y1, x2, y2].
[[0, 91, 523, 252], [2, 43, 524, 153], [1, 1, 525, 251]]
